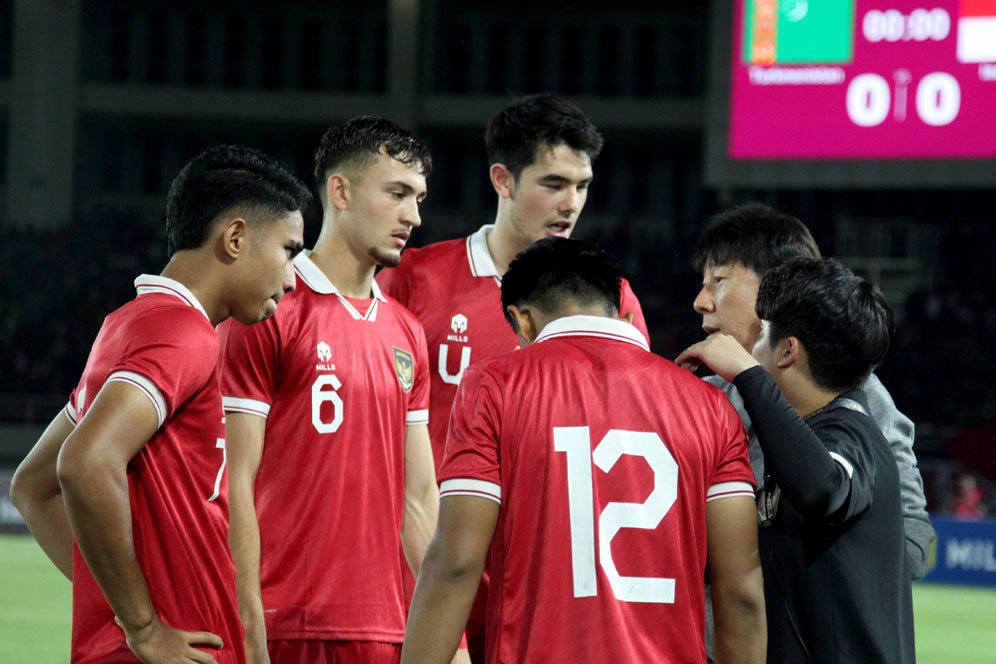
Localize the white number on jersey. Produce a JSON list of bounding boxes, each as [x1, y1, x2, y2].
[[438, 344, 472, 385], [554, 427, 679, 604], [311, 374, 344, 433], [207, 435, 227, 502]]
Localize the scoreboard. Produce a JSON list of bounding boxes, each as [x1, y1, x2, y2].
[[730, 0, 996, 159]]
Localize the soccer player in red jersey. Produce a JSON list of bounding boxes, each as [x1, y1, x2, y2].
[[378, 95, 648, 470], [402, 238, 766, 664], [10, 145, 310, 664], [377, 97, 647, 659], [218, 117, 460, 664]]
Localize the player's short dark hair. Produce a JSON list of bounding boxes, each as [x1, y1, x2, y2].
[[484, 94, 603, 180], [756, 257, 894, 392], [166, 145, 311, 257], [314, 116, 431, 201], [501, 237, 621, 329], [690, 202, 821, 276]]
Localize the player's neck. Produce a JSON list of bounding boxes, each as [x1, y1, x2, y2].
[[159, 254, 228, 325], [487, 217, 529, 277], [309, 226, 376, 299]]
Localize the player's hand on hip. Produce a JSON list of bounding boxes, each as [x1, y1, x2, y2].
[[119, 614, 224, 663], [676, 334, 758, 382], [450, 647, 472, 664]]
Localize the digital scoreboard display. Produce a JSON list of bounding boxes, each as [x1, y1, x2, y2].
[[730, 0, 996, 159]]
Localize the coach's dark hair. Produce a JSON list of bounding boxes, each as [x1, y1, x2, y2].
[[756, 257, 894, 392], [690, 203, 821, 275], [485, 94, 603, 179], [165, 145, 311, 257], [501, 237, 621, 330], [314, 116, 431, 203]]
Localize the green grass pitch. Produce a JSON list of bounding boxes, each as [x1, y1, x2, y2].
[[1, 533, 994, 662]]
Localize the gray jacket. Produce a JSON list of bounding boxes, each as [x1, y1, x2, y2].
[[705, 372, 935, 578]]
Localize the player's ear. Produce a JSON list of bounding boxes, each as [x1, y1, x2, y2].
[[777, 336, 800, 370], [490, 163, 515, 199], [326, 173, 350, 211], [506, 305, 537, 346], [219, 217, 249, 261]]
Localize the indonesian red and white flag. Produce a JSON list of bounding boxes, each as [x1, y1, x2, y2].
[[958, 0, 996, 63]]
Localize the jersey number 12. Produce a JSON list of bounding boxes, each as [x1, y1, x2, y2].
[[554, 427, 678, 604]]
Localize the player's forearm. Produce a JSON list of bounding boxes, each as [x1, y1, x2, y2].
[[58, 457, 156, 630], [402, 547, 481, 664], [11, 410, 76, 580], [711, 566, 766, 664], [402, 482, 439, 575], [229, 484, 268, 646], [14, 491, 74, 580]]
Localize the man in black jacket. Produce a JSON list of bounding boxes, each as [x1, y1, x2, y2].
[[678, 257, 915, 663]]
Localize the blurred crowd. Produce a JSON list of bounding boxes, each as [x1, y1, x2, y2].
[[2, 210, 994, 438]]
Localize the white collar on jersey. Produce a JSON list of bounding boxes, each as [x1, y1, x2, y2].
[[134, 274, 210, 321], [535, 315, 650, 351], [466, 224, 501, 280], [293, 252, 388, 302]]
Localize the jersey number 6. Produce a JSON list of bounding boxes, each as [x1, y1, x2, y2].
[[312, 375, 344, 434], [554, 427, 678, 604]]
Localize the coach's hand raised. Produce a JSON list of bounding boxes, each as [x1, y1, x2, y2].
[[676, 333, 759, 382]]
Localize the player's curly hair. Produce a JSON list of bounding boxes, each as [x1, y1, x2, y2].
[[165, 144, 311, 256], [756, 257, 894, 392], [501, 237, 621, 330], [485, 94, 603, 179], [313, 116, 431, 204]]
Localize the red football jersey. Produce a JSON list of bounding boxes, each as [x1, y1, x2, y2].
[[438, 316, 755, 664], [218, 253, 430, 642], [377, 224, 650, 469], [65, 275, 243, 664]]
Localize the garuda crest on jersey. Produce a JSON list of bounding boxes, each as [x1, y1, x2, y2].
[[393, 347, 414, 392]]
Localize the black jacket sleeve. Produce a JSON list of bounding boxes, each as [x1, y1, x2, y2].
[[733, 366, 852, 523]]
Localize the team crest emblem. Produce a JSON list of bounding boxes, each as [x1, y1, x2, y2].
[[393, 347, 415, 392], [317, 342, 333, 362], [451, 313, 468, 334]]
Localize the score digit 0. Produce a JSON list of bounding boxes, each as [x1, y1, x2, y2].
[[846, 72, 961, 127]]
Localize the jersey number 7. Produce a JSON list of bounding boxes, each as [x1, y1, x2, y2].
[[554, 427, 678, 604]]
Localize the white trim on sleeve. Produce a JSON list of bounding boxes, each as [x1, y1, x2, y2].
[[829, 452, 855, 478], [64, 401, 78, 426], [440, 478, 501, 505], [406, 409, 429, 425], [222, 396, 271, 418], [107, 371, 167, 428], [706, 481, 756, 502]]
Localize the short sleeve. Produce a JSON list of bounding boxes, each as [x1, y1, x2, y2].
[[707, 392, 757, 502], [407, 319, 431, 425], [376, 253, 416, 309], [109, 308, 217, 425], [438, 363, 503, 504], [620, 278, 650, 345], [218, 316, 281, 418]]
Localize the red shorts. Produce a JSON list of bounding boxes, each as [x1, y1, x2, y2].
[[268, 639, 401, 664]]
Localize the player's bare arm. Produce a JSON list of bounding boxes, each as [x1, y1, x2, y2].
[[402, 495, 499, 664], [401, 423, 439, 575], [10, 410, 76, 580], [706, 495, 766, 664], [225, 412, 270, 664], [57, 380, 224, 664]]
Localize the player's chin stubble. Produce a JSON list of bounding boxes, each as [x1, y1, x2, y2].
[[369, 246, 401, 268]]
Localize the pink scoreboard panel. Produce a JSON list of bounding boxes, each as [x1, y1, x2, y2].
[[730, 0, 996, 159]]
